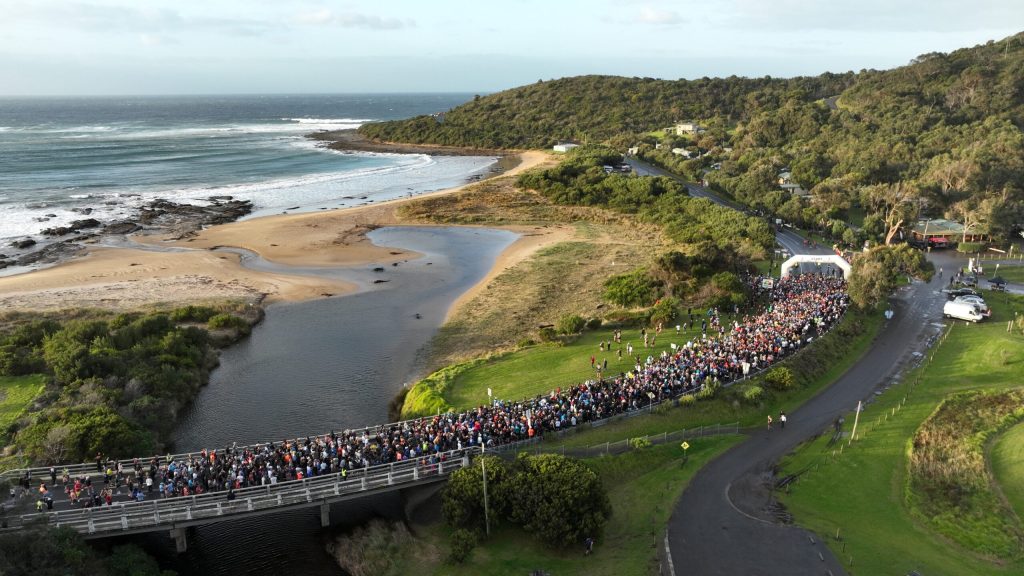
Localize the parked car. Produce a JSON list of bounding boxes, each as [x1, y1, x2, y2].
[[960, 275, 978, 287], [943, 287, 980, 300], [944, 300, 986, 322], [954, 295, 989, 314]]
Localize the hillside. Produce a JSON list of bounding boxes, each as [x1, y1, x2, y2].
[[358, 73, 855, 148], [361, 32, 1024, 243]]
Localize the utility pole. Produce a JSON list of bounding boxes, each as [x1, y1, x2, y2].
[[849, 401, 862, 446]]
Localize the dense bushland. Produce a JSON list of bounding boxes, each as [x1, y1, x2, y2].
[[908, 389, 1024, 559], [0, 305, 258, 463]]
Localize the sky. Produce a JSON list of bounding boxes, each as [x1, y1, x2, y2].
[[1, 0, 1021, 95]]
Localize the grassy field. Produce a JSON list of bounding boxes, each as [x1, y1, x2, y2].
[[779, 293, 1024, 575], [396, 436, 741, 576], [399, 173, 673, 370], [413, 308, 881, 451], [448, 324, 702, 409], [991, 263, 1024, 284], [993, 422, 1024, 525], [0, 374, 45, 432]]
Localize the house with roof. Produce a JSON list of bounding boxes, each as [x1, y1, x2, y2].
[[675, 121, 703, 135], [910, 218, 988, 245], [552, 142, 580, 153]]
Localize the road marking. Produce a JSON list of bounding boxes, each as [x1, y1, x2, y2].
[[723, 482, 777, 527], [663, 531, 677, 576]]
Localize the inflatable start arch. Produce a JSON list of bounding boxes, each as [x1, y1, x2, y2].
[[780, 254, 852, 280]]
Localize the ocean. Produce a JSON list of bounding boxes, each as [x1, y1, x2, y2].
[[0, 94, 493, 244]]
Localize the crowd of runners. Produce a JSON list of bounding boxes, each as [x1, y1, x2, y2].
[[19, 273, 848, 509]]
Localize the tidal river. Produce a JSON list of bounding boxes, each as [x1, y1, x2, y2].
[[143, 226, 517, 575]]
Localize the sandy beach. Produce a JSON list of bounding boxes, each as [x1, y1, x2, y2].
[[0, 150, 556, 312]]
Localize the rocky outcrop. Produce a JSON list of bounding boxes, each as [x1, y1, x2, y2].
[[102, 221, 143, 235], [138, 198, 253, 239], [40, 218, 101, 236]]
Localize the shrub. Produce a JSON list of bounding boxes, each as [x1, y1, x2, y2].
[[629, 436, 651, 449], [507, 453, 611, 547], [955, 241, 985, 254], [697, 380, 720, 400], [649, 296, 680, 326], [515, 337, 536, 348], [170, 305, 219, 323], [442, 454, 510, 533], [538, 327, 558, 342], [586, 317, 603, 330], [447, 529, 479, 564], [764, 366, 796, 390], [603, 269, 661, 308], [556, 314, 586, 335], [741, 385, 764, 404], [207, 314, 250, 335], [678, 394, 697, 407]]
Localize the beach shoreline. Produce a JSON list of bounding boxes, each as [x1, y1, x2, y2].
[[0, 150, 555, 312], [309, 129, 506, 157]]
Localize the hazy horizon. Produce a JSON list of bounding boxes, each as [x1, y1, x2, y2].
[[2, 1, 1021, 96]]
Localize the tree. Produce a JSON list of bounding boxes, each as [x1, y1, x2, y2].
[[506, 453, 612, 547], [862, 183, 921, 245], [442, 455, 511, 534], [848, 244, 933, 309]]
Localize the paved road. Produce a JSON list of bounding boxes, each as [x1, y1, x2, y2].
[[665, 276, 946, 575], [626, 157, 948, 574]]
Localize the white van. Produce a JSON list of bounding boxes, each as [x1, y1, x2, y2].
[[944, 300, 985, 322]]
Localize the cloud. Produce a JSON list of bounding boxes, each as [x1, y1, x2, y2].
[[138, 33, 178, 46], [294, 9, 413, 30], [636, 6, 683, 25]]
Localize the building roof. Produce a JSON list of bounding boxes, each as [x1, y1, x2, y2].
[[911, 218, 964, 236]]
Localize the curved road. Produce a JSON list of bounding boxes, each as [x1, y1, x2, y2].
[[628, 158, 946, 575]]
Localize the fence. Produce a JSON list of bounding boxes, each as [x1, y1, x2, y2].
[[1, 446, 480, 537], [501, 421, 741, 459], [774, 322, 954, 570]]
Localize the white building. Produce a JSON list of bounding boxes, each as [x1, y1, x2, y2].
[[671, 148, 693, 158], [675, 121, 702, 135], [553, 143, 580, 153]]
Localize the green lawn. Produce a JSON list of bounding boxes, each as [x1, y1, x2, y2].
[[779, 295, 1024, 575], [0, 374, 45, 432], [993, 422, 1024, 524], [447, 326, 689, 409], [993, 264, 1024, 284], [440, 311, 882, 450], [400, 436, 741, 576]]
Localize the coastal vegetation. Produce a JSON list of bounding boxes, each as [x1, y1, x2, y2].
[[0, 304, 259, 465], [992, 422, 1024, 523], [365, 33, 1024, 248], [374, 436, 740, 576], [443, 453, 611, 556], [517, 145, 774, 255], [779, 293, 1024, 575], [908, 389, 1024, 558], [0, 527, 172, 576]]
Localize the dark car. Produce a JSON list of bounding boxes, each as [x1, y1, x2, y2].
[[959, 275, 978, 287], [944, 287, 980, 300], [907, 239, 928, 250]]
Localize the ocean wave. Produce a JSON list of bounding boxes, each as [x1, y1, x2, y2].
[[68, 194, 91, 199], [283, 117, 374, 124]]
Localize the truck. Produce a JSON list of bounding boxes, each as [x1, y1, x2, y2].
[[943, 300, 986, 322]]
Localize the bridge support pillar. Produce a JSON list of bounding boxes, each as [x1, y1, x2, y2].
[[169, 527, 188, 554], [320, 501, 330, 528]]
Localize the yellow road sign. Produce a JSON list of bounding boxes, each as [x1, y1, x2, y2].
[[681, 442, 690, 450]]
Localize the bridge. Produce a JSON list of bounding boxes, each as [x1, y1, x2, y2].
[[2, 445, 480, 552]]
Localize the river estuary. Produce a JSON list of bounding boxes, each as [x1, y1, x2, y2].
[[135, 226, 517, 574]]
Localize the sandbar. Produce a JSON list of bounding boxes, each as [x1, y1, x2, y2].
[[0, 151, 556, 312]]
